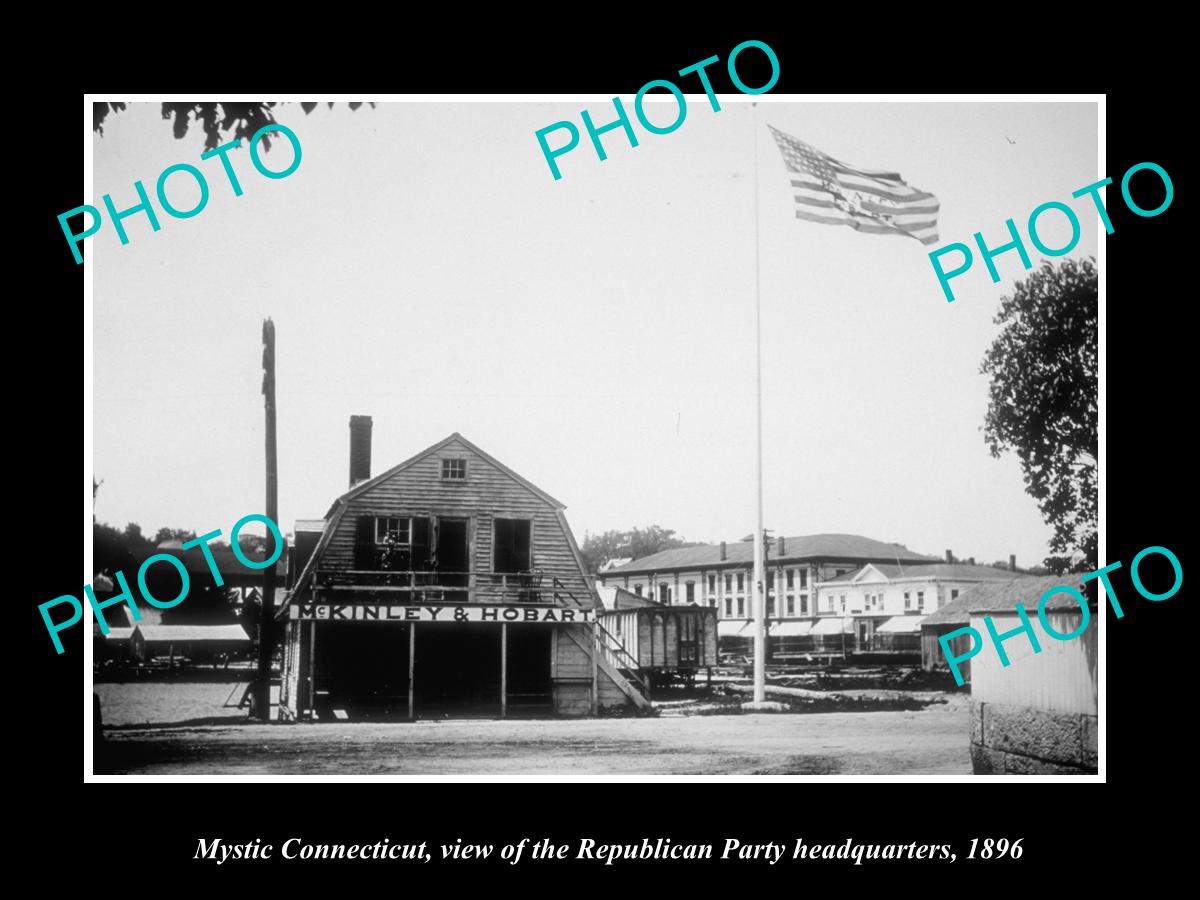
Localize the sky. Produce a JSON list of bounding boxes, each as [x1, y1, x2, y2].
[[91, 98, 1099, 568]]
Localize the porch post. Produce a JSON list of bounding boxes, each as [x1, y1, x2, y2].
[[408, 624, 416, 720], [500, 623, 508, 718]]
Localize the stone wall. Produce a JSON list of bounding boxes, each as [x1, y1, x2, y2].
[[971, 700, 1097, 774]]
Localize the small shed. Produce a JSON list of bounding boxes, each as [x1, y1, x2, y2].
[[596, 586, 718, 678], [131, 623, 251, 664], [922, 576, 1064, 678], [967, 576, 1097, 775]]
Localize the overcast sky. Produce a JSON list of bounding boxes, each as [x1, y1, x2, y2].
[[91, 98, 1098, 567]]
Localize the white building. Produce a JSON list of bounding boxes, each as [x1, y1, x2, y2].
[[816, 562, 1017, 650]]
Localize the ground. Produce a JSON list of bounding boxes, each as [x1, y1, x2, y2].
[[95, 679, 971, 775]]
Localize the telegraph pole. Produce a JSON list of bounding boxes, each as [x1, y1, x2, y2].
[[252, 318, 278, 720]]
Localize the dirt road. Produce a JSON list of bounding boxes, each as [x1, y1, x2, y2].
[[100, 699, 971, 775]]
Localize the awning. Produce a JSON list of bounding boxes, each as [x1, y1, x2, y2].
[[770, 620, 813, 637], [877, 614, 926, 634], [811, 617, 854, 635], [718, 620, 749, 637]]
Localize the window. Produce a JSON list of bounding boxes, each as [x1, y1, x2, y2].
[[800, 594, 808, 615], [799, 569, 807, 588], [737, 573, 745, 592], [659, 584, 670, 604], [840, 595, 846, 613], [493, 518, 532, 574], [767, 572, 775, 590], [786, 596, 795, 616], [634, 584, 643, 596], [375, 516, 410, 545], [356, 515, 429, 570], [917, 590, 925, 611], [686, 582, 695, 603], [836, 569, 847, 577], [441, 458, 467, 480], [737, 597, 745, 617], [904, 591, 911, 611], [767, 596, 776, 617], [951, 589, 959, 600], [708, 575, 716, 594], [724, 574, 732, 592], [724, 597, 733, 618], [786, 570, 794, 589]]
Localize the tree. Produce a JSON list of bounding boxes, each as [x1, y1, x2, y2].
[[94, 102, 374, 150], [580, 526, 701, 573], [154, 527, 198, 545], [980, 258, 1097, 574]]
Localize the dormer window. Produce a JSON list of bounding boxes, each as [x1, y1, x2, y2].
[[442, 458, 467, 480]]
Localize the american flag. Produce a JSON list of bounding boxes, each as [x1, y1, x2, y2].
[[768, 125, 940, 246]]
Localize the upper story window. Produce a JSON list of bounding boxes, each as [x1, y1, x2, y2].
[[442, 458, 467, 480], [634, 584, 644, 597], [737, 573, 745, 592], [724, 573, 732, 592], [904, 591, 912, 610], [708, 575, 716, 593], [493, 518, 532, 573], [375, 516, 411, 545], [356, 515, 430, 570], [917, 590, 926, 610], [786, 570, 794, 589], [951, 589, 959, 600], [686, 582, 695, 603]]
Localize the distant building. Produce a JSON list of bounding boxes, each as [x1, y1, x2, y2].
[[815, 562, 1016, 651], [597, 533, 938, 623], [131, 623, 251, 663]]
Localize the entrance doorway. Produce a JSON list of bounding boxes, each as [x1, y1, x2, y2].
[[414, 624, 502, 717], [311, 623, 410, 720], [505, 626, 552, 713]]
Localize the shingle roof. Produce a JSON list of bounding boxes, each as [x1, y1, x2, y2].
[[604, 534, 936, 575], [921, 575, 1091, 627]]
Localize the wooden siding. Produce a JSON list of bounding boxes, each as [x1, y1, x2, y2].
[[315, 438, 593, 608], [969, 610, 1098, 715]]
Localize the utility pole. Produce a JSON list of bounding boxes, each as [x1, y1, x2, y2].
[[252, 318, 278, 720]]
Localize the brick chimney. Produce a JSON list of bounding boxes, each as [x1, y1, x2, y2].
[[349, 415, 373, 488], [777, 536, 786, 556], [945, 549, 953, 564], [720, 541, 727, 561], [1010, 553, 1017, 572]]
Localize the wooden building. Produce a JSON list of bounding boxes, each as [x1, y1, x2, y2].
[[596, 586, 718, 690], [965, 576, 1097, 774], [130, 623, 250, 663], [277, 422, 648, 721]]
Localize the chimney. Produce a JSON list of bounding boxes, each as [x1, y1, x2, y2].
[[719, 541, 727, 561], [349, 415, 373, 487], [777, 536, 786, 556], [1010, 553, 1017, 572], [945, 549, 953, 564]]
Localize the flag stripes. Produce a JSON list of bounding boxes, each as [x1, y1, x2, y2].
[[770, 125, 940, 246]]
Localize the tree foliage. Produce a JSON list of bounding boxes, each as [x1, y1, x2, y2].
[[580, 526, 701, 573], [93, 102, 374, 151], [980, 258, 1098, 573]]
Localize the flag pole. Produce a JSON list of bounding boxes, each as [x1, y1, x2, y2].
[[751, 101, 766, 706]]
